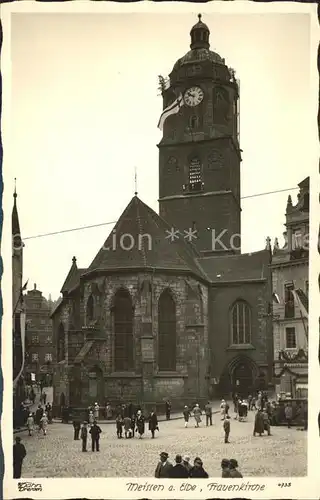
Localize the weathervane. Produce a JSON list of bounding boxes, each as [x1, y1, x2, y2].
[[134, 167, 138, 196]]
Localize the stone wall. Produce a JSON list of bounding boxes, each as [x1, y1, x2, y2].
[[52, 271, 210, 406]]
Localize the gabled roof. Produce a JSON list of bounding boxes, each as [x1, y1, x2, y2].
[[197, 249, 270, 283], [50, 296, 63, 317], [85, 196, 206, 281], [60, 256, 86, 294]]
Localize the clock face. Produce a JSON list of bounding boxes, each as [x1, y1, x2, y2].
[[184, 86, 204, 107]]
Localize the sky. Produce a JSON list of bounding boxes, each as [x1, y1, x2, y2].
[[6, 9, 314, 299]]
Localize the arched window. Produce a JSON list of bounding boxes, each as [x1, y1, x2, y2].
[[189, 157, 203, 192], [86, 294, 94, 322], [57, 322, 65, 362], [114, 289, 134, 371], [231, 301, 252, 345], [189, 115, 198, 130], [158, 289, 176, 371]]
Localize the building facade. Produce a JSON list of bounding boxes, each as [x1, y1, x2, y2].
[[24, 284, 55, 386], [52, 16, 273, 409], [272, 178, 309, 398]]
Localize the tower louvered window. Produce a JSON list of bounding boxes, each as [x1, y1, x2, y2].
[[114, 289, 134, 371], [189, 157, 203, 192]]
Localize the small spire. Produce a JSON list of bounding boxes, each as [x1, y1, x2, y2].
[[198, 13, 202, 22], [287, 195, 292, 207], [72, 256, 77, 265], [134, 167, 138, 196], [273, 237, 279, 253], [34, 283, 36, 290], [14, 178, 17, 200]]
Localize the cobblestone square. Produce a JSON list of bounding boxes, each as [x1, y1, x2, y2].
[[18, 411, 307, 478]]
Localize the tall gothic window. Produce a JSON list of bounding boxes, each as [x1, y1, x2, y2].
[[57, 322, 66, 362], [114, 289, 134, 372], [189, 157, 203, 192], [86, 294, 94, 322], [158, 289, 176, 371], [231, 301, 252, 345]]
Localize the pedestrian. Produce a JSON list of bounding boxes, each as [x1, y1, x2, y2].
[[116, 414, 123, 439], [221, 458, 231, 477], [225, 400, 230, 417], [89, 420, 102, 451], [189, 457, 209, 478], [220, 399, 226, 420], [192, 403, 202, 428], [43, 392, 47, 405], [94, 402, 100, 421], [73, 417, 81, 440], [13, 437, 26, 479], [136, 410, 145, 438], [35, 405, 43, 428], [229, 458, 243, 477], [182, 406, 191, 428], [248, 394, 252, 411], [27, 412, 34, 436], [251, 396, 257, 410], [253, 409, 264, 436], [223, 415, 231, 443], [40, 412, 48, 435], [131, 413, 136, 438], [284, 403, 293, 428], [148, 410, 159, 439], [105, 402, 112, 420], [204, 401, 212, 426], [154, 451, 173, 478], [182, 455, 192, 475], [81, 421, 88, 452], [88, 410, 94, 427], [262, 409, 271, 435], [165, 400, 171, 420], [123, 415, 132, 438], [169, 454, 189, 478]]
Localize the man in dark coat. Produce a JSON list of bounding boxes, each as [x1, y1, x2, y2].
[[253, 409, 264, 436], [189, 457, 209, 478], [229, 458, 243, 477], [73, 417, 81, 440], [35, 405, 43, 427], [80, 421, 88, 452], [204, 401, 212, 426], [89, 421, 102, 451], [221, 458, 230, 478], [148, 410, 158, 439], [165, 400, 171, 420], [169, 455, 189, 478], [155, 452, 173, 478], [13, 437, 26, 479]]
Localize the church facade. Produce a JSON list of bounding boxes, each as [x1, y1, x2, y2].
[[52, 16, 273, 409]]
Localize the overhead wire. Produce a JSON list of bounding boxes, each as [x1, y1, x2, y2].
[[23, 186, 298, 241]]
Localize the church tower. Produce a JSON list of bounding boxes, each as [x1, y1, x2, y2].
[[158, 15, 241, 254]]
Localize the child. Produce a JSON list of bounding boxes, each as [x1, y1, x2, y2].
[[116, 414, 123, 439], [80, 421, 88, 452], [123, 416, 132, 438], [223, 415, 231, 443]]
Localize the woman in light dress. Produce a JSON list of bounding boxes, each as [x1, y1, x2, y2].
[[40, 412, 48, 435], [27, 412, 34, 436], [220, 399, 226, 420], [192, 403, 202, 428]]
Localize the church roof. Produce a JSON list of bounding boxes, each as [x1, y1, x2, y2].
[[197, 249, 270, 283], [85, 196, 206, 280], [60, 256, 86, 294]]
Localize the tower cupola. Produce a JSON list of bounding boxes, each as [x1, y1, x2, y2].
[[190, 14, 210, 50]]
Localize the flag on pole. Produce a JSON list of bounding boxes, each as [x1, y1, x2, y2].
[[157, 94, 184, 130], [13, 311, 26, 387], [291, 288, 308, 318]]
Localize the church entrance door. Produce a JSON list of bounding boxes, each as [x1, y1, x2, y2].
[[232, 362, 253, 398]]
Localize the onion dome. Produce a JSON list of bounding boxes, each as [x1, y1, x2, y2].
[[172, 14, 224, 73]]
